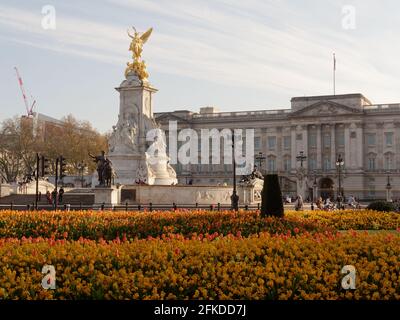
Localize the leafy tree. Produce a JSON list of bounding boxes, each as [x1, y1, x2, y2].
[[0, 114, 107, 183], [0, 117, 37, 182]]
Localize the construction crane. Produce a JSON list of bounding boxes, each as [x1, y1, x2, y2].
[[14, 67, 36, 117]]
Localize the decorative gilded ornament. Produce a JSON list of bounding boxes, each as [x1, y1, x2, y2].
[[125, 26, 153, 82]]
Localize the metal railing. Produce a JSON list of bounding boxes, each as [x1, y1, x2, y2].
[[0, 202, 262, 212]]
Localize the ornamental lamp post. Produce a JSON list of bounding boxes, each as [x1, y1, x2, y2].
[[77, 162, 86, 188], [313, 173, 318, 202], [296, 151, 307, 168], [255, 152, 266, 173], [231, 131, 239, 211], [336, 154, 344, 209]]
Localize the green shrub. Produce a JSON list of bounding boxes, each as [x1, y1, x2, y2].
[[261, 174, 284, 218], [367, 201, 396, 212]]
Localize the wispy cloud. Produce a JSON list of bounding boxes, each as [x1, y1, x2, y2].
[[1, 0, 400, 106]]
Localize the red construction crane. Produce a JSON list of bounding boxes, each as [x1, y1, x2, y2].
[[14, 67, 36, 117]]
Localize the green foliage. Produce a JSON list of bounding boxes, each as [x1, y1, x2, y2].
[[367, 201, 397, 213], [261, 174, 284, 218]]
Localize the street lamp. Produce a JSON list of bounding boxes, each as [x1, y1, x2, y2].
[[231, 131, 239, 211], [77, 162, 86, 188], [313, 173, 318, 202], [255, 152, 266, 173], [296, 151, 307, 168], [386, 175, 392, 202], [336, 154, 344, 209]]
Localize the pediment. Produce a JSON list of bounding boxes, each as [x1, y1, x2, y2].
[[154, 113, 190, 124], [290, 101, 362, 117]]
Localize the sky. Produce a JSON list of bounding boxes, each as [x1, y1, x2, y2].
[[1, 0, 400, 133]]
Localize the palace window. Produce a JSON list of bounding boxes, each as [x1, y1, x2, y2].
[[384, 153, 394, 170], [385, 132, 393, 146], [309, 133, 317, 148], [323, 134, 331, 148], [283, 136, 291, 150], [323, 157, 331, 171], [308, 157, 317, 170], [267, 156, 276, 172], [368, 187, 375, 197], [283, 157, 291, 172], [337, 132, 345, 147], [268, 136, 276, 150], [254, 137, 261, 150], [366, 133, 376, 146], [368, 157, 376, 171]]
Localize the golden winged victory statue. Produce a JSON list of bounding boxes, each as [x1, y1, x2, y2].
[[125, 26, 153, 82]]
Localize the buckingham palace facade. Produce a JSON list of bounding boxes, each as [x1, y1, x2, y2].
[[155, 93, 400, 201]]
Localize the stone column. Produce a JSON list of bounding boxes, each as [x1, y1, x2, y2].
[[355, 123, 363, 170], [330, 124, 336, 169], [395, 122, 400, 171], [376, 123, 384, 169], [302, 125, 308, 170], [276, 127, 283, 171], [291, 126, 297, 170], [344, 124, 351, 168], [316, 124, 322, 170]]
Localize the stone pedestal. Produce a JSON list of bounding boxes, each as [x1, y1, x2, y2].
[[118, 183, 262, 205], [296, 168, 307, 199], [386, 188, 392, 202], [0, 184, 11, 198], [107, 71, 177, 185], [108, 153, 147, 185], [94, 186, 121, 205]]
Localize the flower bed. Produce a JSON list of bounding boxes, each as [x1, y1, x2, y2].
[[286, 209, 400, 230], [0, 210, 331, 240], [0, 231, 399, 300]]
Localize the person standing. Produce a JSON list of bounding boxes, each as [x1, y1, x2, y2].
[[58, 187, 65, 204], [46, 191, 52, 204], [51, 188, 57, 208]]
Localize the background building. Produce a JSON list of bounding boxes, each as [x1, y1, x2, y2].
[[156, 93, 400, 201]]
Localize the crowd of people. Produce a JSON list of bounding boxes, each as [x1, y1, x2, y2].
[[45, 187, 65, 207], [284, 194, 361, 211]]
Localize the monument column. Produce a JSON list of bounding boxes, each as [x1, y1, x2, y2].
[[107, 26, 177, 186]]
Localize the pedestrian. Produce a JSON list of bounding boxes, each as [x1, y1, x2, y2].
[[38, 191, 42, 202], [51, 188, 57, 208], [46, 191, 52, 204], [58, 187, 65, 204]]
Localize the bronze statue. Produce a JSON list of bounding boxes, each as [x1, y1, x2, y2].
[[89, 151, 113, 187]]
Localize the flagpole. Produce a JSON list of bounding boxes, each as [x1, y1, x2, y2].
[[333, 53, 336, 96]]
